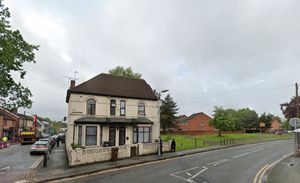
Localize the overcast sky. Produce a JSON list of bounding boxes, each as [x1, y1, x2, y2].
[[5, 0, 300, 120]]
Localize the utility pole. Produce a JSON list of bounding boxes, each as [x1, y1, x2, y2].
[[296, 83, 299, 118]]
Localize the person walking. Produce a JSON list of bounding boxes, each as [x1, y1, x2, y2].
[[159, 137, 163, 156], [56, 136, 60, 147], [171, 139, 176, 152]]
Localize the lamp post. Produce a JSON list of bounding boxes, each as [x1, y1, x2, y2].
[[157, 89, 168, 156]]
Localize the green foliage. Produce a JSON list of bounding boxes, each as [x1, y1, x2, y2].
[[108, 66, 142, 79], [209, 106, 236, 136], [210, 106, 259, 136], [0, 1, 39, 109], [71, 143, 85, 150], [259, 112, 274, 128], [235, 108, 259, 129], [282, 119, 292, 130], [160, 94, 179, 132]]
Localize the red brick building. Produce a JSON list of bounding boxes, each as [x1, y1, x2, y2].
[[0, 108, 20, 140], [270, 118, 281, 131], [176, 112, 216, 132]]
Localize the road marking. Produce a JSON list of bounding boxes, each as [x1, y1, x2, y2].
[[170, 166, 208, 183], [232, 152, 250, 159], [31, 156, 44, 169], [185, 172, 192, 176], [253, 165, 269, 183], [251, 148, 264, 153], [187, 166, 208, 183], [206, 159, 229, 166], [0, 166, 10, 171]]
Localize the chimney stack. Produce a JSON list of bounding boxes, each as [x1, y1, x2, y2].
[[70, 80, 76, 89]]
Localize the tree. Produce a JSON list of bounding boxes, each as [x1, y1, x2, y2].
[[259, 112, 274, 129], [209, 106, 236, 136], [282, 119, 292, 130], [280, 96, 300, 119], [0, 1, 39, 109], [108, 66, 142, 79], [236, 108, 259, 129], [160, 94, 179, 132]]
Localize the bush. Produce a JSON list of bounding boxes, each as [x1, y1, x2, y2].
[[71, 143, 85, 150]]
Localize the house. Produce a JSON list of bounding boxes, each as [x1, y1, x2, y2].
[[270, 117, 281, 131], [65, 74, 168, 166], [177, 112, 215, 132], [0, 108, 20, 140]]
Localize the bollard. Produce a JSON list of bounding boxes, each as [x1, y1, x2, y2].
[[43, 153, 48, 167]]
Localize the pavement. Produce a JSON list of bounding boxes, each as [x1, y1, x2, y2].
[[31, 141, 294, 182], [267, 153, 300, 183]]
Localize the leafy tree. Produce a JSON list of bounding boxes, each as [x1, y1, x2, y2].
[[0, 1, 39, 109], [108, 66, 142, 79], [282, 119, 292, 130], [280, 96, 300, 119], [259, 112, 274, 129], [236, 108, 259, 129], [210, 106, 236, 136], [160, 94, 179, 132]]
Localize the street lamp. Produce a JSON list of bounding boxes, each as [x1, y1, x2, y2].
[[157, 89, 169, 156]]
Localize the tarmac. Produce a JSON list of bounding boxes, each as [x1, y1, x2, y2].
[[31, 139, 298, 183]]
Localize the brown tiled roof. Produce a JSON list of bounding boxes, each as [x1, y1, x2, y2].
[[66, 73, 158, 102]]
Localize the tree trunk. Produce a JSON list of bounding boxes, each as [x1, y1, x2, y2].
[[218, 130, 221, 137]]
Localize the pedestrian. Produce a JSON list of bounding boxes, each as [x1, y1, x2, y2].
[[56, 136, 60, 147], [159, 137, 163, 156], [171, 138, 176, 152]]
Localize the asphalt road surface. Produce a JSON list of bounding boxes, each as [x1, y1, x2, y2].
[[58, 139, 293, 183], [0, 144, 41, 183]]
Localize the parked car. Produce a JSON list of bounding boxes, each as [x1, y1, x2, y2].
[[40, 138, 56, 151], [30, 141, 50, 158]]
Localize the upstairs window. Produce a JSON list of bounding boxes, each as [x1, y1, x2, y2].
[[120, 100, 126, 116], [86, 99, 96, 115], [110, 99, 116, 115], [138, 102, 145, 116]]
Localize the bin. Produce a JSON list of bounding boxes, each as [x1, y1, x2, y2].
[[111, 147, 119, 161]]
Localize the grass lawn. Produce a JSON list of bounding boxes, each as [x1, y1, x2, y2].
[[161, 133, 293, 151]]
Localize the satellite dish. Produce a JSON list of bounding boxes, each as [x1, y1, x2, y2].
[[289, 118, 300, 128]]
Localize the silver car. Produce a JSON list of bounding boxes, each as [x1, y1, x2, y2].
[[30, 140, 50, 158]]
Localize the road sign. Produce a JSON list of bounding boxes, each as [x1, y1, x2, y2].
[[260, 123, 265, 127], [289, 118, 300, 128]]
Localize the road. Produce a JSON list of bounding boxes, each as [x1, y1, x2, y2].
[[58, 139, 293, 183], [0, 144, 41, 183]]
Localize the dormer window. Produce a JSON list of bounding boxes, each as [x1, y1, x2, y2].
[[86, 99, 96, 115], [138, 102, 145, 116]]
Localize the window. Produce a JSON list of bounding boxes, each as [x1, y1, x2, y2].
[[78, 126, 82, 145], [138, 102, 145, 116], [201, 122, 205, 126], [110, 100, 116, 115], [86, 126, 97, 146], [86, 99, 96, 115], [120, 100, 126, 116], [133, 126, 151, 143], [119, 127, 126, 145]]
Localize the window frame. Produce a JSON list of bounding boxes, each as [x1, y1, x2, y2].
[[120, 100, 126, 116], [110, 99, 116, 116], [133, 126, 151, 143], [78, 126, 82, 146], [86, 98, 96, 115], [85, 126, 97, 146], [138, 102, 145, 116]]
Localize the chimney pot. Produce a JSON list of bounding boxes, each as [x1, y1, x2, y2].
[[70, 80, 76, 89]]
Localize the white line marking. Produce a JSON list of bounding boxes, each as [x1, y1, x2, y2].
[[0, 166, 10, 171], [171, 167, 199, 175], [233, 152, 250, 159], [206, 159, 229, 166], [187, 167, 208, 183], [31, 156, 44, 169], [185, 172, 192, 176], [251, 148, 264, 153]]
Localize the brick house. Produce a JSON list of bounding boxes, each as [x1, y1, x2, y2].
[[270, 117, 281, 131], [65, 74, 169, 165], [177, 112, 215, 132]]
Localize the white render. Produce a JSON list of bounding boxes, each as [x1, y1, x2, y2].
[[66, 93, 160, 165]]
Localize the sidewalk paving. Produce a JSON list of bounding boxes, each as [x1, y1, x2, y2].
[[32, 139, 293, 183], [268, 154, 300, 183]]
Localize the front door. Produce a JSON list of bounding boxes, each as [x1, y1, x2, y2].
[[119, 127, 126, 146], [109, 127, 116, 146]]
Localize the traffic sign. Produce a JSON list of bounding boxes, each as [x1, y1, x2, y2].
[[289, 118, 300, 128]]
